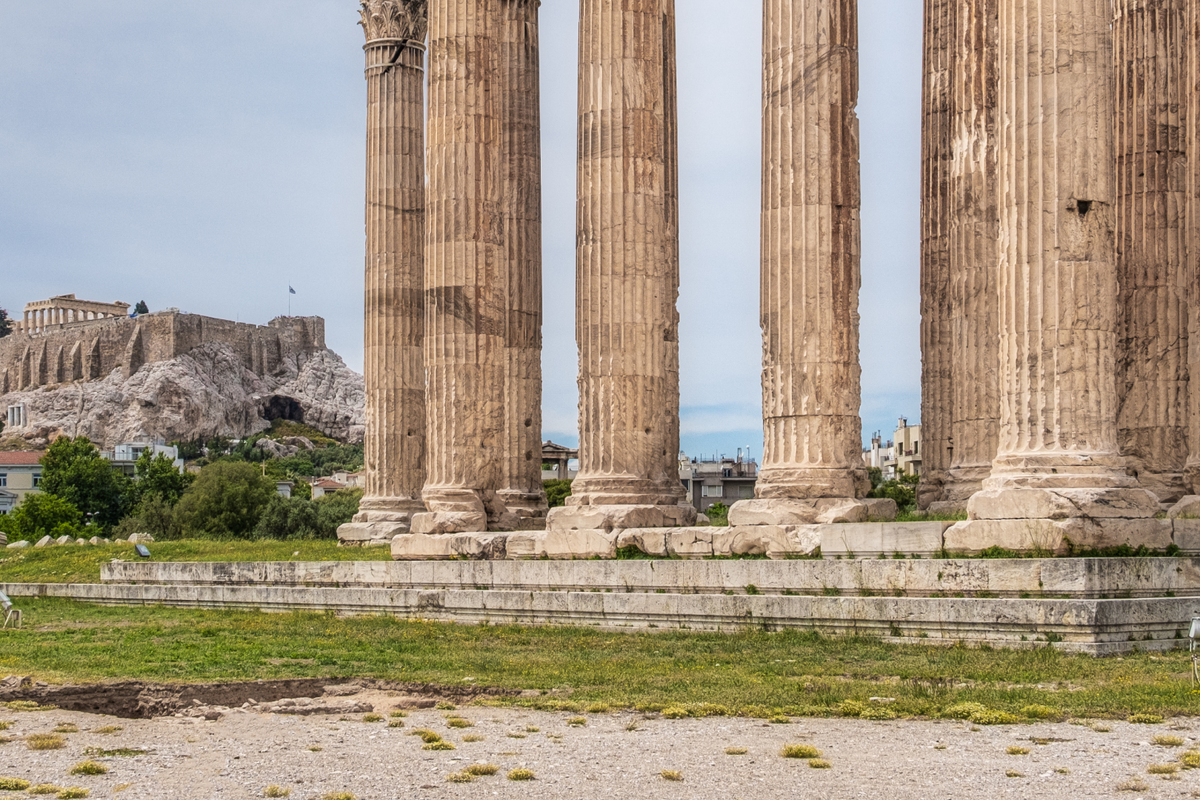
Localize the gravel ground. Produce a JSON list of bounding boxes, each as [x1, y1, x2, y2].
[[1, 692, 1199, 799]]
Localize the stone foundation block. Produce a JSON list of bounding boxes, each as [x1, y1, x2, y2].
[[667, 528, 714, 559], [391, 533, 510, 561], [863, 498, 899, 521], [945, 518, 1174, 556], [542, 530, 620, 560], [968, 488, 1161, 521], [615, 529, 670, 557], [546, 504, 697, 533], [926, 501, 966, 516], [819, 522, 949, 558], [410, 511, 488, 535], [1171, 519, 1200, 554], [1169, 496, 1200, 520], [337, 522, 410, 547], [728, 498, 868, 526]]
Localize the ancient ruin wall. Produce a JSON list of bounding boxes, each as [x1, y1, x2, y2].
[[0, 313, 326, 395]]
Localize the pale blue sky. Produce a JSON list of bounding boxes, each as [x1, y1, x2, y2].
[[0, 1, 923, 458]]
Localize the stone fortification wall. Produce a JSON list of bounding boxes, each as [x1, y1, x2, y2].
[[0, 313, 325, 394]]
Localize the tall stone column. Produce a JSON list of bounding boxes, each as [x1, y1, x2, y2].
[[730, 0, 868, 528], [339, 0, 429, 546], [1115, 0, 1189, 503], [943, 0, 1000, 505], [918, 0, 954, 509], [948, 0, 1164, 553], [1189, 0, 1200, 496], [547, 0, 696, 533], [497, 0, 549, 525], [413, 0, 512, 535]]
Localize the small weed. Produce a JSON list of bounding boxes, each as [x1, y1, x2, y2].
[[446, 718, 474, 729], [745, 585, 760, 596], [971, 710, 1019, 726], [625, 722, 640, 732], [445, 772, 475, 784], [1006, 746, 1030, 756], [1091, 723, 1112, 733], [934, 745, 947, 751], [1117, 778, 1149, 791], [361, 714, 383, 723], [423, 741, 456, 751], [68, 761, 107, 776], [389, 710, 408, 719], [782, 744, 822, 759], [112, 785, 133, 793], [585, 703, 610, 713], [1130, 713, 1164, 725], [56, 789, 89, 799], [92, 726, 122, 735], [942, 702, 987, 720], [567, 717, 587, 726], [263, 787, 291, 798], [661, 770, 683, 781], [387, 720, 404, 728], [462, 734, 485, 743], [307, 745, 323, 752], [858, 706, 897, 721], [27, 733, 66, 751], [27, 785, 62, 796], [1021, 704, 1058, 720], [0, 778, 31, 791], [1180, 751, 1200, 769], [52, 724, 79, 734], [4, 701, 52, 712], [725, 747, 748, 755], [320, 794, 356, 800], [1006, 770, 1024, 779], [507, 768, 535, 781], [0, 721, 12, 731], [465, 764, 499, 777], [809, 759, 832, 769], [1148, 763, 1180, 775], [435, 702, 457, 711], [506, 732, 527, 739], [1055, 767, 1071, 775], [768, 715, 791, 724], [411, 729, 443, 744], [1152, 734, 1185, 747]]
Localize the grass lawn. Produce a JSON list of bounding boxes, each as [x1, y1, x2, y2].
[[0, 541, 391, 585], [0, 598, 1197, 722]]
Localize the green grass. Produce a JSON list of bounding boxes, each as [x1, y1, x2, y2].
[[1, 598, 1199, 721], [0, 541, 390, 584]]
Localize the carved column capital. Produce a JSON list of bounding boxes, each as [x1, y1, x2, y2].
[[360, 0, 428, 43]]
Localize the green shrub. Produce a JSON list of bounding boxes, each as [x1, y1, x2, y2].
[[543, 480, 572, 508], [1021, 704, 1058, 720], [174, 461, 277, 539], [0, 778, 31, 791], [1129, 713, 1164, 725], [10, 493, 83, 541], [68, 760, 106, 775], [970, 709, 1020, 725], [507, 769, 535, 781], [942, 702, 988, 720], [781, 744, 822, 759], [858, 705, 898, 721]]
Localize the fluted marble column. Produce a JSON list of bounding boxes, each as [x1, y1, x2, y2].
[[944, 0, 1000, 505], [1115, 0, 1189, 503], [729, 0, 868, 528], [497, 0, 549, 524], [950, 0, 1163, 552], [1189, 0, 1200, 496], [413, 0, 511, 534], [547, 0, 695, 533], [918, 0, 954, 509], [341, 0, 430, 545]]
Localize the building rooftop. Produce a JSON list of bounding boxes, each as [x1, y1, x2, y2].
[[0, 452, 42, 466]]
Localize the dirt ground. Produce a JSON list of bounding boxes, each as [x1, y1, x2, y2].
[[1, 686, 1198, 799]]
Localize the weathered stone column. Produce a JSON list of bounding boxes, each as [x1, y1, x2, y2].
[[1115, 0, 1189, 504], [547, 0, 696, 533], [412, 0, 511, 535], [948, 0, 1165, 553], [729, 0, 868, 528], [497, 0, 549, 525], [918, 0, 954, 509], [1189, 1, 1200, 497], [339, 0, 429, 546], [943, 0, 1000, 506]]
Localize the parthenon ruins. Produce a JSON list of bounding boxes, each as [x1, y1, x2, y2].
[[340, 0, 1200, 559]]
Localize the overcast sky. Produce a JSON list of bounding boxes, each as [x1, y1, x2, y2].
[[0, 1, 923, 459]]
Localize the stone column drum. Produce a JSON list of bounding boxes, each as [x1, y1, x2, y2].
[[918, 0, 954, 510], [947, 0, 1165, 553], [729, 0, 868, 528], [546, 0, 697, 533], [1114, 0, 1189, 504], [413, 0, 514, 535], [943, 0, 1000, 507], [1187, 0, 1200, 498], [338, 0, 429, 546], [497, 0, 549, 525]]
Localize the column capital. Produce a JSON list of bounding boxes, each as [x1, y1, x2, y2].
[[360, 0, 427, 44]]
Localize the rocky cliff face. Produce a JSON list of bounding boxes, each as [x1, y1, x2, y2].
[[0, 342, 364, 449]]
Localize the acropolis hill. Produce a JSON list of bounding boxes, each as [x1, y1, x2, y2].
[[0, 302, 364, 449]]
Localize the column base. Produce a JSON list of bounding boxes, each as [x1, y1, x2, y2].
[[1130, 471, 1187, 506], [917, 471, 947, 511], [337, 521, 411, 547], [727, 498, 868, 527], [545, 503, 697, 533], [754, 467, 864, 500], [498, 489, 550, 521], [339, 498, 425, 545], [966, 487, 1161, 521], [414, 488, 519, 534], [944, 517, 1174, 556], [941, 464, 991, 504]]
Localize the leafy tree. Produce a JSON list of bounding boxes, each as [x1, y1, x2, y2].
[[704, 502, 730, 527], [867, 467, 884, 491], [133, 451, 193, 506], [114, 494, 183, 541], [39, 436, 134, 530], [174, 461, 277, 539], [134, 300, 149, 315], [0, 308, 12, 339], [171, 439, 205, 461], [253, 495, 325, 540], [313, 487, 362, 534], [543, 479, 572, 509], [10, 493, 83, 541]]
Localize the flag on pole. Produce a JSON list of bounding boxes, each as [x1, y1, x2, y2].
[[289, 286, 296, 295]]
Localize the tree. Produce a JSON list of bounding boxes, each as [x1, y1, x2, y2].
[[39, 436, 134, 530], [314, 487, 361, 534], [544, 479, 572, 509], [253, 495, 325, 540], [134, 300, 149, 315], [114, 494, 183, 541], [174, 461, 277, 539], [0, 308, 11, 339], [133, 451, 193, 506], [10, 493, 83, 541]]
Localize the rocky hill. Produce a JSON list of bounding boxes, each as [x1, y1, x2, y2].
[[0, 341, 364, 450]]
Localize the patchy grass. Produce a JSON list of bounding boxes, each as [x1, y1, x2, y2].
[[1006, 746, 1030, 756], [0, 599, 1199, 722], [1147, 763, 1179, 775], [67, 761, 106, 776], [55, 789, 88, 799], [0, 541, 390, 584], [1129, 713, 1164, 725], [91, 725, 122, 735], [27, 785, 62, 796], [1152, 734, 1184, 747], [410, 729, 442, 743], [263, 787, 290, 798], [725, 747, 748, 755], [465, 764, 499, 777], [445, 772, 474, 784], [423, 741, 455, 751], [446, 718, 473, 729], [567, 717, 587, 727], [52, 723, 78, 734], [1117, 778, 1149, 791], [1180, 751, 1200, 769], [461, 734, 485, 743], [782, 744, 822, 760], [320, 794, 356, 800], [660, 770, 683, 782], [809, 759, 832, 770], [27, 733, 66, 751], [507, 769, 535, 781], [0, 778, 31, 791]]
